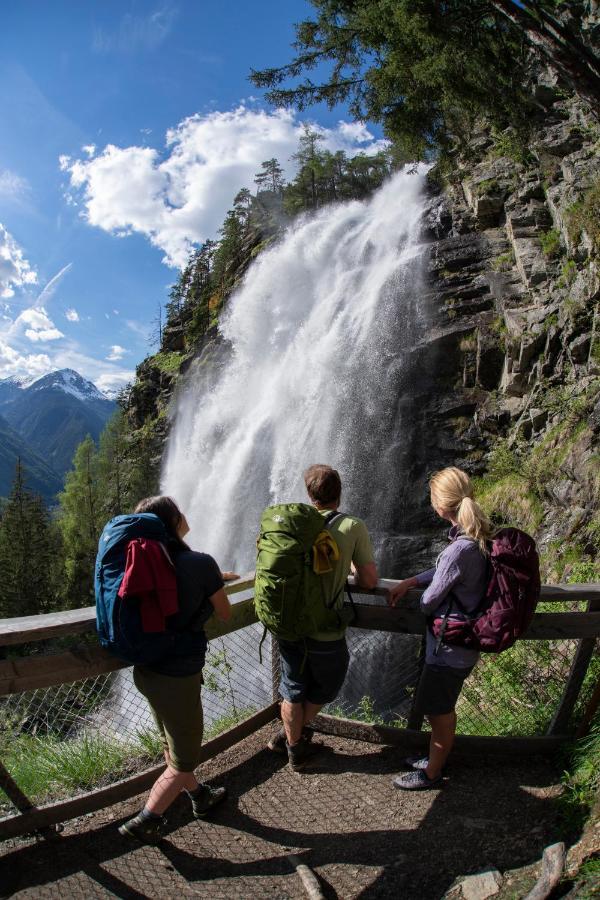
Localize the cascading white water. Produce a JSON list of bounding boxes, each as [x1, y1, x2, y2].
[[105, 169, 432, 739], [162, 166, 429, 570]]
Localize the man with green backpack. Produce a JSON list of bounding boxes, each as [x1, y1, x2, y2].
[[255, 464, 378, 771]]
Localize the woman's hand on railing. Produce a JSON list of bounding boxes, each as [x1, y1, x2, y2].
[[221, 571, 241, 582], [386, 578, 417, 607]]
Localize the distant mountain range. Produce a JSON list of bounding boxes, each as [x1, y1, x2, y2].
[[0, 369, 115, 501]]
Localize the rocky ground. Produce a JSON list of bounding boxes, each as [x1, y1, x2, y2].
[[0, 725, 568, 899]]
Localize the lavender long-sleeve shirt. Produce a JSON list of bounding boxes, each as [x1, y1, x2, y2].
[[416, 527, 487, 668]]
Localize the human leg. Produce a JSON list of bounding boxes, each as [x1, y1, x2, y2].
[[123, 668, 226, 841], [281, 699, 305, 745], [425, 710, 456, 780], [393, 664, 471, 791]]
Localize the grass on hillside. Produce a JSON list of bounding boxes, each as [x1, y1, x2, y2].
[[0, 707, 258, 808]]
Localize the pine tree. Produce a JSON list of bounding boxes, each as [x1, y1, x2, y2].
[[59, 435, 101, 609], [250, 1, 600, 161], [254, 158, 285, 194], [0, 460, 58, 618]]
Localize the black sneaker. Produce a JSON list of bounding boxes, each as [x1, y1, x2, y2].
[[191, 784, 227, 819], [287, 735, 321, 772], [118, 812, 167, 845], [267, 726, 314, 755]]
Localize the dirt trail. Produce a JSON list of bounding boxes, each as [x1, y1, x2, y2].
[[0, 725, 565, 899]]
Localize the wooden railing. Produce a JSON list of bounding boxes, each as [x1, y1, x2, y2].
[[0, 577, 599, 841]]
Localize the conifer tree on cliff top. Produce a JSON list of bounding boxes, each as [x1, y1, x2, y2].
[[250, 1, 600, 161]]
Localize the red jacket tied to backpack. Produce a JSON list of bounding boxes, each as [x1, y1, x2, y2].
[[432, 528, 541, 653], [118, 538, 178, 633]]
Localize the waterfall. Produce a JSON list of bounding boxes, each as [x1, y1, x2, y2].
[[158, 168, 430, 725], [162, 166, 429, 572]]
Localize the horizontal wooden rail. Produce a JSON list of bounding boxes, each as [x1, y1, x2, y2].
[[312, 714, 567, 757], [0, 573, 256, 647], [0, 596, 259, 697], [0, 701, 279, 842], [1, 578, 597, 647], [350, 604, 600, 640]]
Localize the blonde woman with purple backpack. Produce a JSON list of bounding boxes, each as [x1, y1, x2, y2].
[[387, 467, 493, 790]]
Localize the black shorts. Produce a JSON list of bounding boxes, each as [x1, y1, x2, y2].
[[414, 663, 473, 717], [278, 637, 349, 705]]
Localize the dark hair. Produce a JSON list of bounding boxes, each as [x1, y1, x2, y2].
[[303, 464, 342, 506], [134, 495, 189, 552]]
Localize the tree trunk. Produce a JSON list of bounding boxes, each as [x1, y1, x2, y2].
[[491, 0, 600, 114]]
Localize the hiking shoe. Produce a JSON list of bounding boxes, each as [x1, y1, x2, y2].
[[403, 755, 430, 770], [267, 726, 313, 755], [191, 784, 227, 819], [287, 735, 321, 772], [393, 770, 442, 791], [118, 811, 167, 845]]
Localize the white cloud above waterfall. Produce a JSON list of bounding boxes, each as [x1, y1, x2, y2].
[[60, 105, 390, 268], [0, 224, 37, 298]]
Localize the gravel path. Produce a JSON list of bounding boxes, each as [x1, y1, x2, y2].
[[0, 725, 564, 899]]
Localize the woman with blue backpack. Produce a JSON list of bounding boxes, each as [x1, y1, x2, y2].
[[116, 495, 234, 844], [387, 467, 493, 791]]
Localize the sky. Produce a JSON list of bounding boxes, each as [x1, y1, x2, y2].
[[0, 1, 386, 395]]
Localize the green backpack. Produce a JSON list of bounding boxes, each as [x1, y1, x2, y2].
[[254, 502, 350, 642]]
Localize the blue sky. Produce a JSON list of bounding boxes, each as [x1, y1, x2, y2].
[[0, 1, 385, 394]]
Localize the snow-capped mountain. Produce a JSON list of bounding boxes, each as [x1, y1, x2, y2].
[[0, 368, 115, 489], [27, 368, 110, 403]]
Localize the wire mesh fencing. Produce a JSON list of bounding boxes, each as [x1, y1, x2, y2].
[[0, 622, 276, 819], [1, 596, 597, 821]]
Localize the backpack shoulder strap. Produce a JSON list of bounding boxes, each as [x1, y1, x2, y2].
[[323, 510, 344, 528]]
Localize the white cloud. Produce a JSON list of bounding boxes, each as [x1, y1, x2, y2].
[[82, 144, 96, 158], [0, 340, 51, 380], [0, 170, 29, 199], [106, 344, 127, 360], [36, 263, 72, 306], [17, 307, 64, 342], [0, 224, 37, 298], [92, 6, 177, 54], [95, 370, 134, 394], [65, 308, 80, 322], [61, 106, 389, 267]]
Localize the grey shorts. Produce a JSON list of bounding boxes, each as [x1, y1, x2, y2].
[[414, 663, 473, 717], [278, 637, 349, 705]]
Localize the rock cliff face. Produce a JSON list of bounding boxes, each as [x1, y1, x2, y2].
[[413, 86, 599, 580], [125, 84, 599, 580]]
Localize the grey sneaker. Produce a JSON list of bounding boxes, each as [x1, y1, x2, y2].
[[403, 755, 429, 770], [191, 784, 227, 819], [267, 726, 313, 754], [393, 770, 442, 791], [118, 811, 167, 844]]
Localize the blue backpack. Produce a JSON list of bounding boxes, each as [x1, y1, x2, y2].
[[95, 513, 201, 665]]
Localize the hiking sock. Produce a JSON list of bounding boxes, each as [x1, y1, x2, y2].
[[186, 783, 207, 801], [139, 807, 162, 821]]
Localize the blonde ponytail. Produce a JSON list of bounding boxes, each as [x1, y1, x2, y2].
[[430, 467, 493, 554]]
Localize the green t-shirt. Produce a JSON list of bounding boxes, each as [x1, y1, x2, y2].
[[310, 508, 375, 641]]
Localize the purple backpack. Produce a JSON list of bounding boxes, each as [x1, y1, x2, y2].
[[432, 528, 541, 654]]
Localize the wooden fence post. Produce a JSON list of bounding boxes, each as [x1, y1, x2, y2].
[[547, 596, 600, 735]]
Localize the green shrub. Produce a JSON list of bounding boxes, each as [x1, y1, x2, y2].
[[540, 229, 562, 259], [475, 473, 543, 532], [151, 351, 184, 374], [491, 249, 516, 272], [486, 441, 520, 479], [566, 179, 600, 254], [561, 714, 600, 828]]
